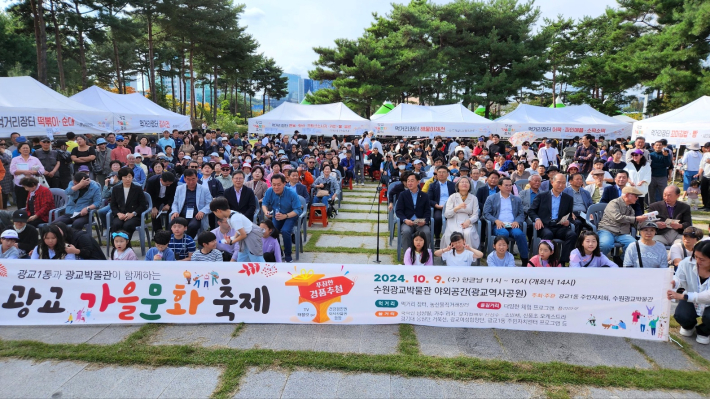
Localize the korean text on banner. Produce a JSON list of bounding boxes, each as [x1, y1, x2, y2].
[[0, 261, 673, 342]]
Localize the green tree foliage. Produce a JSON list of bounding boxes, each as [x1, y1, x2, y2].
[[0, 11, 35, 77]]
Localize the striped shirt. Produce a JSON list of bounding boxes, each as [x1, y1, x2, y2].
[[191, 249, 223, 262], [169, 234, 196, 260]]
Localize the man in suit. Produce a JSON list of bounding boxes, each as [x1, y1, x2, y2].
[[529, 174, 577, 264], [520, 174, 542, 217], [483, 177, 529, 265], [145, 171, 177, 233], [171, 169, 213, 238], [110, 167, 148, 239], [224, 170, 257, 220], [429, 166, 456, 246], [648, 185, 693, 245], [395, 171, 431, 251], [287, 169, 310, 204], [468, 167, 484, 194], [600, 170, 642, 216], [562, 173, 594, 232], [476, 170, 500, 217]]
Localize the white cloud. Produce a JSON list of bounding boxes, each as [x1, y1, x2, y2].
[[242, 7, 266, 20]]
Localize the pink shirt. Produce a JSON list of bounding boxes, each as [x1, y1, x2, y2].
[[10, 155, 45, 186]]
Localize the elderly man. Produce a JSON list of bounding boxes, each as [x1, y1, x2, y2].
[[648, 186, 692, 245], [597, 186, 648, 256], [563, 173, 593, 232], [225, 170, 257, 220], [584, 169, 608, 204], [625, 136, 650, 163], [171, 169, 213, 238], [262, 174, 303, 263], [395, 171, 431, 252], [126, 154, 146, 186], [520, 174, 542, 216], [429, 166, 456, 247], [483, 177, 529, 265], [539, 166, 560, 192], [529, 174, 577, 264]]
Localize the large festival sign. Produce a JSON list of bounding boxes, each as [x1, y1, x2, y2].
[[0, 261, 672, 342], [0, 111, 113, 137], [112, 114, 188, 134], [372, 122, 493, 138], [497, 123, 629, 140], [632, 123, 709, 146], [250, 120, 371, 136]]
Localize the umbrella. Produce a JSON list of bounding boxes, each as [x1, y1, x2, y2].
[[508, 131, 536, 147]]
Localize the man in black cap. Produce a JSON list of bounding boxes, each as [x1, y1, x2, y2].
[[539, 165, 560, 192], [35, 136, 60, 188], [12, 209, 37, 259], [54, 139, 73, 189]]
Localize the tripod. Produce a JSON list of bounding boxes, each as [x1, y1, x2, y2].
[[368, 182, 384, 263]]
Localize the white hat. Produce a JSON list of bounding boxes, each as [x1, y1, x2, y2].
[[1, 230, 18, 240], [243, 163, 252, 169], [183, 156, 192, 161], [133, 153, 143, 159]]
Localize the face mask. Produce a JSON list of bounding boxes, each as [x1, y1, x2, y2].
[[398, 164, 406, 170], [15, 224, 25, 234]]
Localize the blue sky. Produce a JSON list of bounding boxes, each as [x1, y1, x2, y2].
[[240, 0, 620, 77]]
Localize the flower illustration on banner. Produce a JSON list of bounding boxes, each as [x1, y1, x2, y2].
[[0, 263, 6, 277]]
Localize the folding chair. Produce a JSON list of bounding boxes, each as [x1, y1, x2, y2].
[[105, 192, 153, 257]]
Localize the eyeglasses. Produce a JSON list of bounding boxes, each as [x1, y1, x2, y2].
[[117, 139, 124, 142]]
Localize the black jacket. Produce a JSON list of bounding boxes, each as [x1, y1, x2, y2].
[[110, 184, 148, 216], [528, 190, 574, 228], [428, 180, 456, 209], [476, 185, 499, 217], [144, 174, 177, 209], [395, 189, 431, 224], [224, 185, 257, 220], [201, 176, 224, 199], [68, 229, 106, 260]]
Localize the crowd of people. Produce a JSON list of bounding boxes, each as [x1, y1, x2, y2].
[[0, 128, 708, 344]]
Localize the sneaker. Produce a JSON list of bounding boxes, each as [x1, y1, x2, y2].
[[697, 335, 710, 345], [284, 256, 293, 263], [360, 182, 364, 186], [680, 326, 695, 337]]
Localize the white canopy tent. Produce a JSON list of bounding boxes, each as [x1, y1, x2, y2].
[[632, 96, 710, 145], [371, 103, 495, 137], [612, 114, 637, 123], [71, 86, 191, 133], [0, 76, 113, 137], [248, 102, 370, 136], [494, 104, 631, 139]]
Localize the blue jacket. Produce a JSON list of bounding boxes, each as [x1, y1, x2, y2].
[[263, 186, 303, 216], [563, 186, 593, 212], [483, 193, 525, 225], [428, 180, 456, 209], [64, 180, 102, 214], [340, 157, 355, 172], [287, 182, 310, 204], [132, 165, 146, 186], [171, 184, 213, 217]]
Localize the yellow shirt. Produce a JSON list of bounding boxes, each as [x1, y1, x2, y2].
[[66, 140, 78, 155]]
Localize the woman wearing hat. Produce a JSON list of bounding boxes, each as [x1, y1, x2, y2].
[[680, 143, 702, 191], [623, 221, 668, 268], [624, 149, 652, 206]]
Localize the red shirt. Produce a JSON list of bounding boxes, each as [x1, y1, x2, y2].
[[27, 185, 55, 223], [111, 146, 131, 164]]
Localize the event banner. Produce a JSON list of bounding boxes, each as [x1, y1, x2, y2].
[[250, 120, 370, 136], [372, 123, 493, 138], [0, 261, 672, 342], [632, 122, 709, 146]]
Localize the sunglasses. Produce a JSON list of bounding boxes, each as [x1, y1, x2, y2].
[[117, 139, 124, 142]]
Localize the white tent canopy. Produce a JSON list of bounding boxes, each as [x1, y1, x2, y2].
[[71, 86, 191, 134], [494, 104, 631, 139], [612, 114, 637, 123], [0, 76, 113, 137], [632, 96, 710, 145], [248, 102, 370, 136], [371, 103, 495, 137]]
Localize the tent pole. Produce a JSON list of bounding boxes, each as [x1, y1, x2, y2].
[[671, 145, 680, 188]]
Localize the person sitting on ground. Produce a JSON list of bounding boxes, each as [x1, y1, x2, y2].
[[212, 217, 240, 262], [648, 186, 692, 246], [31, 224, 75, 260], [527, 240, 560, 267], [667, 240, 710, 345], [191, 231, 223, 262], [669, 227, 704, 268], [19, 176, 54, 227], [212, 197, 265, 262], [145, 230, 176, 261], [623, 221, 668, 268], [260, 219, 282, 263], [483, 177, 529, 266], [486, 235, 516, 267], [168, 217, 195, 261], [52, 221, 106, 260], [435, 231, 482, 266], [109, 230, 137, 261], [0, 229, 20, 259], [569, 230, 618, 267], [55, 171, 101, 231], [597, 186, 648, 257]]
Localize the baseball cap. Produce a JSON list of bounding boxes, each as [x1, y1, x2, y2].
[[545, 139, 552, 144], [116, 135, 124, 141], [1, 230, 18, 240], [632, 149, 644, 155], [413, 159, 423, 165], [243, 163, 252, 169], [591, 169, 605, 175], [12, 209, 28, 222], [639, 221, 658, 230], [210, 152, 219, 157], [133, 153, 142, 159], [278, 149, 286, 154], [78, 165, 90, 172], [547, 165, 560, 172], [96, 138, 107, 145], [221, 137, 228, 141], [183, 156, 192, 161], [40, 136, 52, 143]]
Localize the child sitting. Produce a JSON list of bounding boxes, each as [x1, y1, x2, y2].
[[404, 230, 433, 265], [0, 230, 20, 259], [145, 230, 176, 261], [209, 197, 265, 262], [684, 180, 701, 210], [434, 231, 483, 266], [168, 217, 196, 261], [191, 231, 223, 262], [487, 236, 516, 267], [569, 230, 618, 267], [527, 240, 561, 267], [110, 230, 137, 260], [213, 217, 240, 262], [260, 219, 282, 263]]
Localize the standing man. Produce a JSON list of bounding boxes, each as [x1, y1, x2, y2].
[[648, 140, 672, 203], [35, 136, 60, 188], [538, 139, 559, 169], [700, 142, 710, 211], [262, 174, 302, 262], [158, 130, 176, 153], [110, 135, 131, 164], [429, 166, 455, 248], [529, 174, 577, 265], [352, 138, 365, 186], [93, 138, 112, 188], [395, 172, 431, 252], [625, 136, 650, 163], [574, 134, 596, 178]]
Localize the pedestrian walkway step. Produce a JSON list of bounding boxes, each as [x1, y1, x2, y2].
[[0, 359, 222, 399], [315, 234, 389, 249], [0, 324, 140, 345]]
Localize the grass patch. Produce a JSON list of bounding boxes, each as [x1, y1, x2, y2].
[[335, 208, 388, 214], [627, 339, 659, 370], [231, 322, 245, 338], [670, 332, 710, 370], [397, 324, 419, 356], [1, 339, 710, 394], [329, 218, 386, 224], [545, 386, 572, 399]]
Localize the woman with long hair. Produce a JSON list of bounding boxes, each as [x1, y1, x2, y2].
[[180, 135, 195, 155], [31, 225, 75, 260]]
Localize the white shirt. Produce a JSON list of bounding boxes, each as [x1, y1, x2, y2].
[[159, 183, 167, 198], [701, 152, 710, 177], [123, 186, 130, 203], [539, 147, 559, 167], [228, 211, 253, 234], [442, 249, 475, 266]]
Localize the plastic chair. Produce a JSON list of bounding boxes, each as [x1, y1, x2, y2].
[[387, 182, 400, 244], [396, 210, 435, 262], [514, 179, 529, 193], [35, 188, 68, 229], [105, 192, 153, 257], [485, 219, 528, 255]]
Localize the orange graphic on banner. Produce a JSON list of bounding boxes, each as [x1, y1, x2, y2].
[[285, 269, 355, 323]]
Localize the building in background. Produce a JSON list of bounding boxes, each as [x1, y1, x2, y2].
[[304, 79, 333, 93], [282, 73, 304, 103]]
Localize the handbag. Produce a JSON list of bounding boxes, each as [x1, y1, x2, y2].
[[316, 190, 330, 198]]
